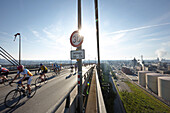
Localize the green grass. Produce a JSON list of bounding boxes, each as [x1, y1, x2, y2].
[[119, 81, 170, 113]]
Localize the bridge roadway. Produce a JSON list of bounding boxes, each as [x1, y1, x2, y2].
[[0, 66, 91, 113]]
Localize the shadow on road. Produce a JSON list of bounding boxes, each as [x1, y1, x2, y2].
[[0, 86, 37, 113], [65, 74, 72, 79], [0, 94, 29, 113]]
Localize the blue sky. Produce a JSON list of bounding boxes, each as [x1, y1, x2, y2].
[[0, 0, 170, 60]]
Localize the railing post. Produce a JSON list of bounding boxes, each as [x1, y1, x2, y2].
[[65, 94, 70, 108]]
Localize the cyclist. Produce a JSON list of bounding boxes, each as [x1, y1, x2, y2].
[[55, 63, 59, 74], [38, 63, 48, 81], [71, 65, 74, 73], [57, 64, 61, 74], [10, 65, 33, 98], [75, 64, 77, 72], [0, 65, 9, 83], [53, 63, 57, 73], [52, 63, 55, 72]]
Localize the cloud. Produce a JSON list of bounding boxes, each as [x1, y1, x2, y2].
[[155, 48, 167, 60], [43, 28, 57, 40], [146, 38, 162, 41], [101, 33, 126, 46], [32, 30, 48, 42], [162, 41, 170, 47], [0, 31, 12, 37], [105, 22, 170, 35], [152, 11, 170, 24], [32, 30, 40, 37], [32, 27, 71, 53]]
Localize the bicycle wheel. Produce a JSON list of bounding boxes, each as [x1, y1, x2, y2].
[[35, 77, 42, 87], [4, 76, 13, 86], [4, 89, 21, 108], [44, 75, 48, 84]]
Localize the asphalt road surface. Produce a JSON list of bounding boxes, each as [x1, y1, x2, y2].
[[0, 66, 91, 113]]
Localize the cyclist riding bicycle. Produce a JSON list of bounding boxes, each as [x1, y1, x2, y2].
[[58, 64, 61, 71], [56, 64, 60, 72], [54, 63, 59, 73], [0, 65, 9, 83], [75, 64, 77, 72], [10, 65, 33, 98], [38, 63, 48, 81], [53, 64, 55, 70]]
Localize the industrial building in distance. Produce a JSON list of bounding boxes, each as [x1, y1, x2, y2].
[[111, 56, 170, 103]]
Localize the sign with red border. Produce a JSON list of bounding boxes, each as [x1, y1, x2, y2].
[[70, 30, 84, 47]]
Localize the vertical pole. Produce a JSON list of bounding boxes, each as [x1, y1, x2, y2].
[[71, 46, 72, 73], [94, 0, 100, 77], [19, 34, 21, 65], [65, 94, 70, 108], [78, 0, 83, 112], [95, 57, 96, 64]]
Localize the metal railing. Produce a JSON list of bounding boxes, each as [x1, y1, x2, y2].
[[95, 67, 107, 113], [47, 66, 94, 113], [0, 46, 19, 66]]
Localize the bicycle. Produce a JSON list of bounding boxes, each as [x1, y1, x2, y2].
[[4, 82, 37, 108], [53, 67, 60, 75], [0, 75, 13, 86], [35, 74, 49, 87]]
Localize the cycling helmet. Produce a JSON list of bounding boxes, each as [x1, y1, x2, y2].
[[40, 63, 43, 66], [17, 65, 24, 70]]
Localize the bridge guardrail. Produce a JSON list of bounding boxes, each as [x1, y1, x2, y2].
[[95, 67, 107, 113], [85, 67, 106, 113], [48, 66, 94, 113]]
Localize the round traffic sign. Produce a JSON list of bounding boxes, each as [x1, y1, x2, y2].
[[70, 30, 84, 47]]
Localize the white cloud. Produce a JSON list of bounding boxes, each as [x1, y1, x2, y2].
[[146, 38, 162, 41], [162, 41, 170, 47], [105, 22, 170, 35], [43, 28, 57, 40], [155, 48, 168, 60], [0, 31, 12, 37], [152, 11, 170, 24], [101, 33, 126, 47], [32, 30, 40, 37]]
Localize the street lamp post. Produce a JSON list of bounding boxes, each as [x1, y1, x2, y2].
[[14, 33, 21, 65], [94, 0, 101, 77]]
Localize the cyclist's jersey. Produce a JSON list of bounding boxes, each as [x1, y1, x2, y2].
[[53, 64, 55, 69], [56, 65, 58, 68], [58, 65, 61, 70], [40, 65, 48, 71], [17, 69, 33, 77], [0, 68, 9, 73]]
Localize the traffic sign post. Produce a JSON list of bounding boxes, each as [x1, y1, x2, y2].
[[71, 49, 85, 60], [72, 0, 83, 112], [70, 29, 84, 112]]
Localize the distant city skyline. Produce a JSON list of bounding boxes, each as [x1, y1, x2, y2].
[[0, 0, 170, 60]]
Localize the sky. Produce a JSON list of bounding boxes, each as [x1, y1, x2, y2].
[[0, 0, 170, 61]]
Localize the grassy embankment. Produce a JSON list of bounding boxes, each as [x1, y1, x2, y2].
[[119, 81, 170, 113], [100, 63, 116, 113]]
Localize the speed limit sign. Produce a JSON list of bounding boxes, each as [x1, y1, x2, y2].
[[70, 30, 84, 47]]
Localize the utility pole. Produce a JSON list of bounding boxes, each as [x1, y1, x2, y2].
[[77, 0, 83, 112], [14, 33, 21, 65], [94, 0, 100, 77]]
